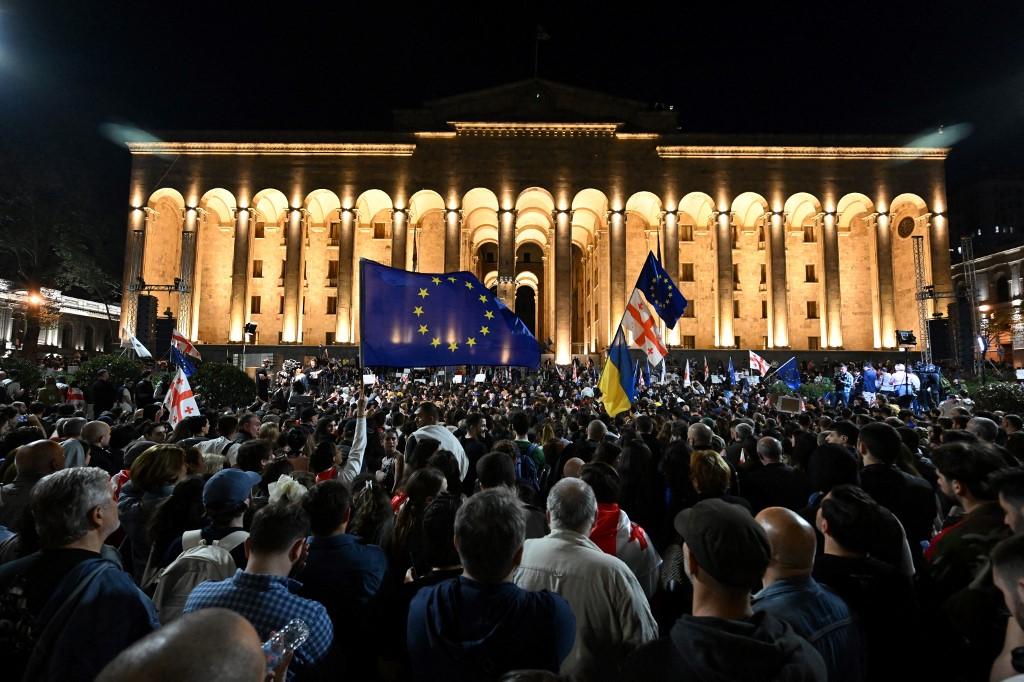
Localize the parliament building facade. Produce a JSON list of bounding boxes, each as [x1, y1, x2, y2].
[[119, 80, 953, 364]]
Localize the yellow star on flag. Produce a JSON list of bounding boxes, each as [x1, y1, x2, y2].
[[464, 281, 474, 289], [431, 276, 441, 285], [448, 341, 458, 352], [478, 294, 488, 303], [430, 337, 441, 347], [466, 337, 477, 347], [418, 288, 429, 299], [447, 276, 457, 283], [413, 306, 424, 317], [418, 324, 429, 335], [484, 310, 494, 319], [480, 326, 490, 335]]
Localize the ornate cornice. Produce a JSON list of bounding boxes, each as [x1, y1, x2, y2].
[[127, 142, 416, 156], [656, 145, 949, 160], [448, 122, 621, 137]]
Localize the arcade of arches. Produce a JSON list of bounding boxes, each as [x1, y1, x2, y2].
[[122, 183, 951, 363]]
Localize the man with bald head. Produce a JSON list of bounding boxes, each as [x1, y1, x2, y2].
[[0, 439, 65, 531], [753, 507, 864, 682], [97, 608, 270, 682], [740, 437, 812, 513]]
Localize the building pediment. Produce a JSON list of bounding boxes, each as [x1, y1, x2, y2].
[[394, 78, 679, 133]]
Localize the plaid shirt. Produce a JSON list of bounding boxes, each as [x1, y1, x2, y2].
[[184, 570, 333, 672]]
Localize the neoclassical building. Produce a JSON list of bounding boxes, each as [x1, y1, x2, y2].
[[119, 80, 953, 364]]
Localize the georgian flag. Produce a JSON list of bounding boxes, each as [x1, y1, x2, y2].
[[171, 329, 202, 360], [749, 350, 771, 376], [622, 289, 667, 365], [163, 367, 199, 427], [683, 359, 691, 388]]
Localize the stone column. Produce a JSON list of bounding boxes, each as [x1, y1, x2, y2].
[[929, 213, 955, 316], [281, 208, 305, 343], [176, 207, 199, 339], [391, 208, 408, 269], [715, 210, 734, 347], [444, 209, 462, 273], [662, 210, 679, 345], [228, 207, 251, 343], [335, 208, 356, 343], [1012, 262, 1022, 299], [0, 306, 12, 348], [768, 211, 789, 347], [875, 213, 897, 347], [119, 207, 148, 341], [497, 209, 517, 307], [554, 209, 572, 364], [608, 210, 626, 335], [822, 212, 843, 348]]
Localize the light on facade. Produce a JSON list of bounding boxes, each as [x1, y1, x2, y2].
[[1013, 299, 1022, 307], [979, 304, 991, 312]]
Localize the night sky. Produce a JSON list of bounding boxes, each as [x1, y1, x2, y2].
[[2, 1, 1023, 280]]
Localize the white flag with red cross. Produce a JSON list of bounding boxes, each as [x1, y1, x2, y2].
[[622, 289, 667, 366], [171, 329, 202, 360], [749, 350, 771, 376], [163, 367, 199, 427]]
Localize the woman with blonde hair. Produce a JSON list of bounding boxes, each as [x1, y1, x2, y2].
[[689, 449, 750, 511], [117, 444, 188, 583]]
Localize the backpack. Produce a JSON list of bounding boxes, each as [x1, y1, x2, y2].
[[151, 529, 247, 624], [514, 442, 542, 493]]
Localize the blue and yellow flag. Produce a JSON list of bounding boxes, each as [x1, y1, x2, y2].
[[359, 259, 540, 368], [598, 327, 636, 417]]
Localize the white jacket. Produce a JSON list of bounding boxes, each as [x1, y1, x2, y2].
[[514, 530, 658, 682], [410, 424, 468, 480]]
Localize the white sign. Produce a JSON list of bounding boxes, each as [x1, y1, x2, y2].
[[474, 373, 487, 384], [453, 375, 463, 384], [1017, 369, 1024, 381], [362, 374, 376, 385]]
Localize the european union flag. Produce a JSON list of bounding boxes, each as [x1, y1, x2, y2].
[[635, 252, 687, 328], [169, 345, 197, 377], [359, 259, 540, 368], [727, 356, 736, 386], [776, 357, 801, 391]]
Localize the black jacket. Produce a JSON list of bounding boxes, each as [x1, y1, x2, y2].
[[860, 463, 936, 544], [623, 610, 826, 682], [741, 463, 812, 514]]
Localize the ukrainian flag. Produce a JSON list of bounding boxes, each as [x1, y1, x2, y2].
[[598, 327, 636, 417]]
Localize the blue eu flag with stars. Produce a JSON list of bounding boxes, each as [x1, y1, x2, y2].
[[359, 259, 540, 368], [635, 252, 687, 328]]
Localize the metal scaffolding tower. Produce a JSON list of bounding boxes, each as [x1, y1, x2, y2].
[[960, 236, 983, 376], [912, 237, 932, 365]]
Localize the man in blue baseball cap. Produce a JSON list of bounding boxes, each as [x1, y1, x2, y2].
[[162, 468, 261, 570]]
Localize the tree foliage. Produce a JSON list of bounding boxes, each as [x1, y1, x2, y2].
[[0, 357, 42, 392], [972, 382, 1024, 414], [192, 362, 256, 410], [73, 354, 144, 390]]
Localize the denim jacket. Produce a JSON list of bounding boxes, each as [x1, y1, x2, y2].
[[753, 576, 865, 682]]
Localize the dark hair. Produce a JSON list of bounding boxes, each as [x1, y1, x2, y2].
[[393, 468, 445, 553], [1006, 415, 1024, 431], [820, 485, 883, 554], [349, 474, 393, 543], [932, 441, 1008, 501], [249, 502, 310, 555], [476, 451, 516, 489], [991, 533, 1024, 585], [580, 462, 621, 504], [858, 422, 902, 465], [259, 458, 294, 495], [511, 411, 530, 436], [807, 444, 860, 492], [465, 413, 485, 430], [147, 476, 205, 550], [593, 441, 621, 466], [216, 415, 239, 438], [310, 441, 336, 474], [300, 407, 317, 423], [831, 420, 860, 444], [408, 437, 441, 471], [427, 450, 460, 495], [237, 439, 273, 472], [303, 480, 352, 536], [991, 467, 1024, 507], [421, 493, 462, 568]]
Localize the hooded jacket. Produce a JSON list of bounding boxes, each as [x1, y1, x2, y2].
[[407, 576, 575, 681], [623, 610, 826, 682]]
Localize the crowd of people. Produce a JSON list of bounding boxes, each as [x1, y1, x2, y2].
[[0, 354, 1023, 681]]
